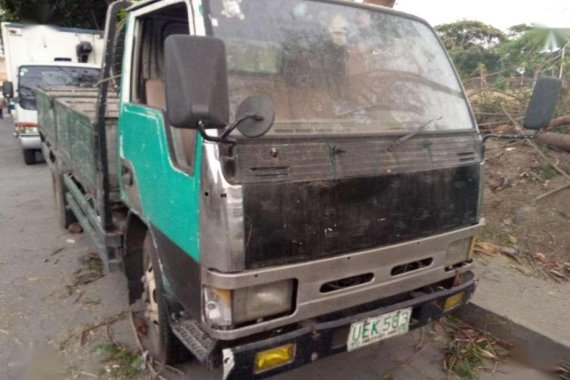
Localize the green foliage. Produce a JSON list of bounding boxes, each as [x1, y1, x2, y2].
[[437, 20, 570, 85], [0, 0, 108, 29], [436, 20, 506, 50], [97, 342, 144, 378], [499, 28, 565, 76], [495, 76, 508, 90], [435, 21, 506, 78], [443, 317, 510, 380]]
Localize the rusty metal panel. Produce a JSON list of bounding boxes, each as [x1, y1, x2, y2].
[[40, 91, 119, 207], [234, 134, 481, 184], [243, 164, 480, 268]]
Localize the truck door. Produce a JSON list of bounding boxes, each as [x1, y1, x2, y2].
[[118, 1, 202, 263]]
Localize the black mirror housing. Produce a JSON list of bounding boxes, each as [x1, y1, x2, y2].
[[2, 81, 14, 99], [165, 35, 229, 129], [523, 76, 562, 130]]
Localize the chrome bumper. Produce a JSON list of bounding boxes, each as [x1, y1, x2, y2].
[[202, 222, 483, 340], [19, 135, 42, 150]]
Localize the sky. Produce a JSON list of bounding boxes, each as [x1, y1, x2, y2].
[[395, 0, 570, 31]]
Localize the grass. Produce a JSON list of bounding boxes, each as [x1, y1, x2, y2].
[[442, 318, 510, 379], [539, 163, 560, 180], [97, 342, 144, 379], [73, 253, 104, 286]]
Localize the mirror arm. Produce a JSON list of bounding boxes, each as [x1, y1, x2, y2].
[[196, 112, 261, 144], [220, 112, 260, 139], [197, 121, 234, 144], [482, 133, 536, 144], [481, 131, 541, 157]]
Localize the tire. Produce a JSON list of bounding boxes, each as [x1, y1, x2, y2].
[[140, 235, 190, 364], [51, 170, 77, 229], [23, 149, 36, 165]]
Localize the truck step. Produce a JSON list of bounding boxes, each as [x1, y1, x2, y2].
[[171, 318, 217, 362]]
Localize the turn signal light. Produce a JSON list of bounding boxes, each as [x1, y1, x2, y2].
[[443, 292, 465, 312]]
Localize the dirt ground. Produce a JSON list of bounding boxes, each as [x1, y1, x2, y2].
[[0, 117, 550, 380], [480, 137, 570, 281]]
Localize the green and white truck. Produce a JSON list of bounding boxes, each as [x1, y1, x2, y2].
[[37, 0, 561, 378]]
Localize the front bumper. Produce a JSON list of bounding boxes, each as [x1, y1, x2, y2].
[[19, 134, 42, 150], [203, 223, 482, 340], [222, 271, 476, 380]]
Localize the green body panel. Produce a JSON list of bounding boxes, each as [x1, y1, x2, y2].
[[36, 87, 102, 147], [118, 103, 202, 262], [36, 89, 56, 142], [37, 89, 120, 204], [56, 100, 97, 185]]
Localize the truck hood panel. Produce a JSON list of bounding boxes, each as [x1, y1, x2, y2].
[[243, 165, 480, 268]]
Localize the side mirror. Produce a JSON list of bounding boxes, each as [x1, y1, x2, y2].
[[236, 95, 276, 138], [3, 81, 14, 99], [165, 35, 229, 129], [523, 76, 562, 130]]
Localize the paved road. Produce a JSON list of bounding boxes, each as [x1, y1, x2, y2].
[[0, 117, 545, 380]]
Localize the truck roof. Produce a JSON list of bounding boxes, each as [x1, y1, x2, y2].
[[127, 0, 427, 25], [18, 62, 101, 70], [1, 22, 102, 36]]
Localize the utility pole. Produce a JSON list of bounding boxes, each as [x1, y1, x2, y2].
[[559, 42, 568, 80]]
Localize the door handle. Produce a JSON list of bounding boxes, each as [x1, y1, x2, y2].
[[121, 164, 134, 186]]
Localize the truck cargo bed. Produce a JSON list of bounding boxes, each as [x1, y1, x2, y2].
[[37, 86, 123, 271], [37, 86, 120, 200]]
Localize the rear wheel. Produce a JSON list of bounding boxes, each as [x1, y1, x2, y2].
[[140, 235, 189, 364], [23, 149, 36, 165], [51, 170, 77, 229]]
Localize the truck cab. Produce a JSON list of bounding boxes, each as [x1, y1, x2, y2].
[[1, 22, 104, 164], [39, 0, 493, 378], [126, 0, 483, 374], [15, 63, 101, 164]]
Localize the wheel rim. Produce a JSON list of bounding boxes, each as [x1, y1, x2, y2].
[[142, 257, 162, 357], [144, 261, 160, 328]]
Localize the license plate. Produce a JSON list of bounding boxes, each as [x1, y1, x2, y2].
[[347, 307, 412, 352]]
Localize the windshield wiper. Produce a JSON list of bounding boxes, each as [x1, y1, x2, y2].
[[386, 115, 443, 152]]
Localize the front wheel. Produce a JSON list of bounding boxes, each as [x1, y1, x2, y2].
[[23, 149, 36, 165], [140, 235, 189, 364]]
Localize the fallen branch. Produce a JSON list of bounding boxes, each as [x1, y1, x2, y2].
[[536, 132, 570, 152], [535, 132, 570, 152], [535, 183, 570, 202], [501, 105, 570, 183], [59, 311, 127, 349], [546, 115, 570, 131]]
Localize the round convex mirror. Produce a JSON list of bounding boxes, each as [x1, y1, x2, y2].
[[236, 95, 276, 138]]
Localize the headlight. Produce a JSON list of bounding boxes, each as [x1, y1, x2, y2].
[[445, 237, 475, 267], [17, 124, 38, 134], [204, 280, 295, 327]]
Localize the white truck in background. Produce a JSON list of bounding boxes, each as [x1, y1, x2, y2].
[[1, 23, 104, 164]]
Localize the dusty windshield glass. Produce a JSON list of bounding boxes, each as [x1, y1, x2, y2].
[[18, 66, 100, 110], [209, 0, 474, 136]]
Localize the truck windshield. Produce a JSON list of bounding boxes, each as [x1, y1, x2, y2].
[[208, 0, 474, 137], [18, 65, 100, 110]]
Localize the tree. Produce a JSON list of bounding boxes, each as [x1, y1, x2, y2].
[[0, 0, 110, 30], [435, 20, 506, 78], [499, 27, 569, 78]]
